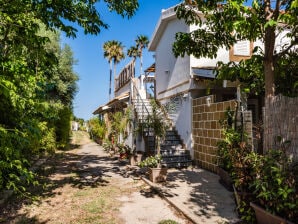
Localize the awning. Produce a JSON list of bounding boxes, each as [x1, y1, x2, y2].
[[93, 92, 130, 115], [145, 63, 155, 73], [192, 67, 217, 79]]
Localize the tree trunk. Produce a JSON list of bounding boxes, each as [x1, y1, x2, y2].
[[109, 61, 112, 101], [113, 61, 117, 98], [263, 4, 277, 152], [140, 50, 143, 75]]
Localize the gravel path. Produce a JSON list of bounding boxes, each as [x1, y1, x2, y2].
[[74, 139, 189, 224], [1, 131, 189, 224]]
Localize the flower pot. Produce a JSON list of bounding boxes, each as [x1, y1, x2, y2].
[[135, 152, 143, 163], [217, 167, 233, 191], [149, 167, 167, 183], [250, 202, 294, 224], [129, 155, 136, 166]]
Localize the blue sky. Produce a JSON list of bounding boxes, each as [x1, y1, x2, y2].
[[62, 0, 181, 120]]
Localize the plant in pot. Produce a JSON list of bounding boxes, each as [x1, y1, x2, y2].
[[217, 108, 257, 222], [138, 99, 169, 183], [217, 107, 238, 191], [250, 148, 298, 224], [121, 144, 140, 166], [117, 143, 130, 160], [139, 154, 167, 183], [231, 144, 258, 223]]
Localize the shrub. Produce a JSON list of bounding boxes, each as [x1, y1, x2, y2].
[[139, 154, 162, 168], [251, 149, 298, 222], [88, 117, 106, 141]]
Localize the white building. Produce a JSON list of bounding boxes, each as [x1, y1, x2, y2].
[[148, 5, 240, 157]]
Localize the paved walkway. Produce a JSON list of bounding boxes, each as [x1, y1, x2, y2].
[[140, 168, 240, 224], [84, 142, 240, 223]]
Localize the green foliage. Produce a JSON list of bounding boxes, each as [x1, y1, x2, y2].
[[102, 139, 113, 153], [0, 0, 139, 195], [116, 143, 134, 155], [139, 154, 162, 168], [103, 40, 125, 99], [158, 220, 178, 224], [217, 107, 240, 172], [0, 0, 138, 38], [251, 150, 298, 222], [147, 99, 168, 139], [173, 0, 297, 97], [0, 127, 38, 193], [275, 51, 298, 97], [217, 110, 298, 222], [55, 106, 72, 149], [217, 108, 257, 222], [88, 117, 106, 140], [217, 54, 265, 95]]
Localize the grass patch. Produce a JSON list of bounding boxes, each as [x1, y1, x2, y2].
[[71, 185, 122, 223], [158, 220, 179, 224]]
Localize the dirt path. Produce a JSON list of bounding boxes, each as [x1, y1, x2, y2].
[[1, 131, 188, 224]]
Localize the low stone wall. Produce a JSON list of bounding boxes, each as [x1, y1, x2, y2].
[[192, 95, 237, 173]]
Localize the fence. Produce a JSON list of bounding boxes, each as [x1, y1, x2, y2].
[[263, 94, 298, 159]]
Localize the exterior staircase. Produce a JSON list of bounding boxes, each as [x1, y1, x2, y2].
[[131, 85, 192, 168], [160, 129, 192, 168]]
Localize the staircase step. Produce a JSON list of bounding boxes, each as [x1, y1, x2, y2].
[[161, 149, 190, 156], [133, 96, 192, 168]]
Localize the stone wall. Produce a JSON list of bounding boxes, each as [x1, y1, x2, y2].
[[192, 95, 237, 173]]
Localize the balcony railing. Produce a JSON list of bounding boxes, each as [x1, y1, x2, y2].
[[115, 60, 135, 92]]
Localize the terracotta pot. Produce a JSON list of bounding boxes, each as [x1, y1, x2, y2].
[[250, 202, 294, 224], [135, 153, 143, 163], [149, 167, 167, 183], [217, 167, 233, 191], [129, 155, 136, 166]]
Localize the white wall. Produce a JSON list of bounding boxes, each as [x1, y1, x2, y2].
[[164, 94, 193, 153], [190, 48, 230, 69], [155, 19, 190, 99]]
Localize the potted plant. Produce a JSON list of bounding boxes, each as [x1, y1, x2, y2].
[[144, 99, 169, 182], [217, 107, 238, 191], [129, 150, 143, 166], [249, 148, 298, 224], [139, 154, 167, 183], [217, 108, 257, 222]]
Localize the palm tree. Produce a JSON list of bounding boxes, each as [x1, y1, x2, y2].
[[103, 41, 113, 100], [103, 40, 125, 100], [127, 45, 140, 62], [135, 35, 149, 75]]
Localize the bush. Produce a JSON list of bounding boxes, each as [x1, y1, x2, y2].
[[251, 149, 298, 222], [139, 154, 162, 168], [88, 117, 106, 141], [55, 106, 72, 149]]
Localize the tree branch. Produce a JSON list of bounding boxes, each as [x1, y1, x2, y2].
[[273, 0, 281, 20], [274, 40, 298, 59]]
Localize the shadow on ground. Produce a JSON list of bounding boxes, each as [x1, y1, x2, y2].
[[0, 144, 131, 223], [160, 169, 237, 222]]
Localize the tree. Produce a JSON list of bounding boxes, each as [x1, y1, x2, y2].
[[173, 0, 297, 151], [0, 0, 139, 193], [127, 45, 140, 61], [135, 35, 149, 75], [0, 0, 139, 38], [103, 40, 125, 100], [103, 41, 114, 101]]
